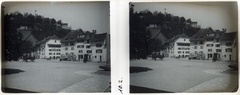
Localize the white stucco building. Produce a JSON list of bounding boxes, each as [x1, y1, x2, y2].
[[189, 28, 226, 60], [60, 30, 95, 61], [220, 32, 237, 62], [90, 33, 108, 62], [166, 33, 190, 58], [37, 35, 61, 59]]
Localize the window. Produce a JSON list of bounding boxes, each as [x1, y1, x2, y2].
[[200, 41, 204, 44], [207, 44, 213, 47], [216, 39, 219, 42], [184, 39, 186, 41], [65, 43, 68, 46], [216, 49, 221, 52], [96, 44, 102, 47], [215, 44, 220, 47], [80, 55, 83, 59], [194, 46, 197, 49], [77, 45, 84, 48], [55, 40, 56, 43], [96, 49, 102, 53], [209, 54, 213, 58], [206, 38, 213, 41], [178, 48, 181, 50], [79, 50, 83, 53], [87, 40, 90, 43], [200, 46, 204, 49], [71, 47, 74, 50], [70, 43, 74, 46], [194, 42, 197, 45], [226, 42, 232, 46], [208, 49, 212, 52], [49, 49, 52, 51], [87, 50, 92, 53], [65, 47, 68, 50], [195, 51, 197, 54], [207, 33, 214, 36], [226, 48, 232, 52], [185, 51, 189, 54], [178, 51, 181, 54], [49, 53, 52, 55], [86, 45, 90, 48], [183, 51, 184, 53], [66, 53, 68, 55]]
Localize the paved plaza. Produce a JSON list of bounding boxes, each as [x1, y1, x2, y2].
[[2, 59, 110, 93], [130, 58, 238, 93]]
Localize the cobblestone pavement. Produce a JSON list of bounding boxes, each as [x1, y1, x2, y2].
[[2, 59, 110, 93], [130, 58, 238, 93]]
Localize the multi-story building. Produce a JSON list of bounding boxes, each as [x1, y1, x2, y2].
[[60, 30, 95, 61], [220, 32, 237, 62], [146, 24, 167, 55], [90, 33, 108, 62], [17, 26, 38, 57], [189, 28, 225, 60], [165, 33, 190, 58], [37, 35, 61, 59]]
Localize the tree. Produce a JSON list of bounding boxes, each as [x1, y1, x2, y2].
[[3, 13, 23, 61], [130, 4, 152, 59]]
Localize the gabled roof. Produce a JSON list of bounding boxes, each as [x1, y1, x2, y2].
[[221, 32, 237, 41], [91, 33, 107, 42], [167, 33, 189, 43], [60, 29, 95, 43], [37, 35, 59, 45], [190, 28, 213, 41]]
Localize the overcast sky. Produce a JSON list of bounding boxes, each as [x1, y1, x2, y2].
[[2, 2, 110, 34], [132, 2, 238, 32]]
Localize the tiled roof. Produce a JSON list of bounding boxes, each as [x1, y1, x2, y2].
[[190, 28, 213, 41], [168, 33, 189, 43], [60, 30, 95, 43], [221, 32, 237, 41], [91, 33, 107, 42], [37, 35, 59, 44]]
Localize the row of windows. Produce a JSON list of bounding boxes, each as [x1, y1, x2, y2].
[[178, 51, 190, 54], [49, 49, 61, 51], [65, 49, 102, 55], [64, 40, 91, 46], [64, 44, 102, 51], [49, 53, 61, 55], [194, 46, 204, 49], [79, 50, 93, 53], [77, 45, 91, 48], [207, 49, 231, 52], [178, 48, 190, 50]]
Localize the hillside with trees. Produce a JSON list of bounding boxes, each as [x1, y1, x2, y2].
[[3, 11, 72, 61], [130, 4, 201, 59]]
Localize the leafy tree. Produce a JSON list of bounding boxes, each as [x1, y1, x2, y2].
[[130, 4, 152, 59]]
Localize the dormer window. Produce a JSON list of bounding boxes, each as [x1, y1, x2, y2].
[[78, 35, 85, 38], [207, 33, 214, 36]]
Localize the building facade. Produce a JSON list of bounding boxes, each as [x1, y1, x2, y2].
[[220, 32, 237, 62], [90, 33, 108, 62], [165, 33, 190, 58], [37, 35, 61, 59], [189, 28, 226, 60], [60, 30, 95, 61]]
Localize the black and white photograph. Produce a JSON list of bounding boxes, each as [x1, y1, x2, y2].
[[1, 2, 110, 93], [130, 2, 238, 93]]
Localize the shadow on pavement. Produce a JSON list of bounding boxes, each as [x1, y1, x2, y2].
[[130, 85, 173, 93], [1, 68, 24, 75], [130, 66, 153, 73], [2, 87, 38, 93]]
